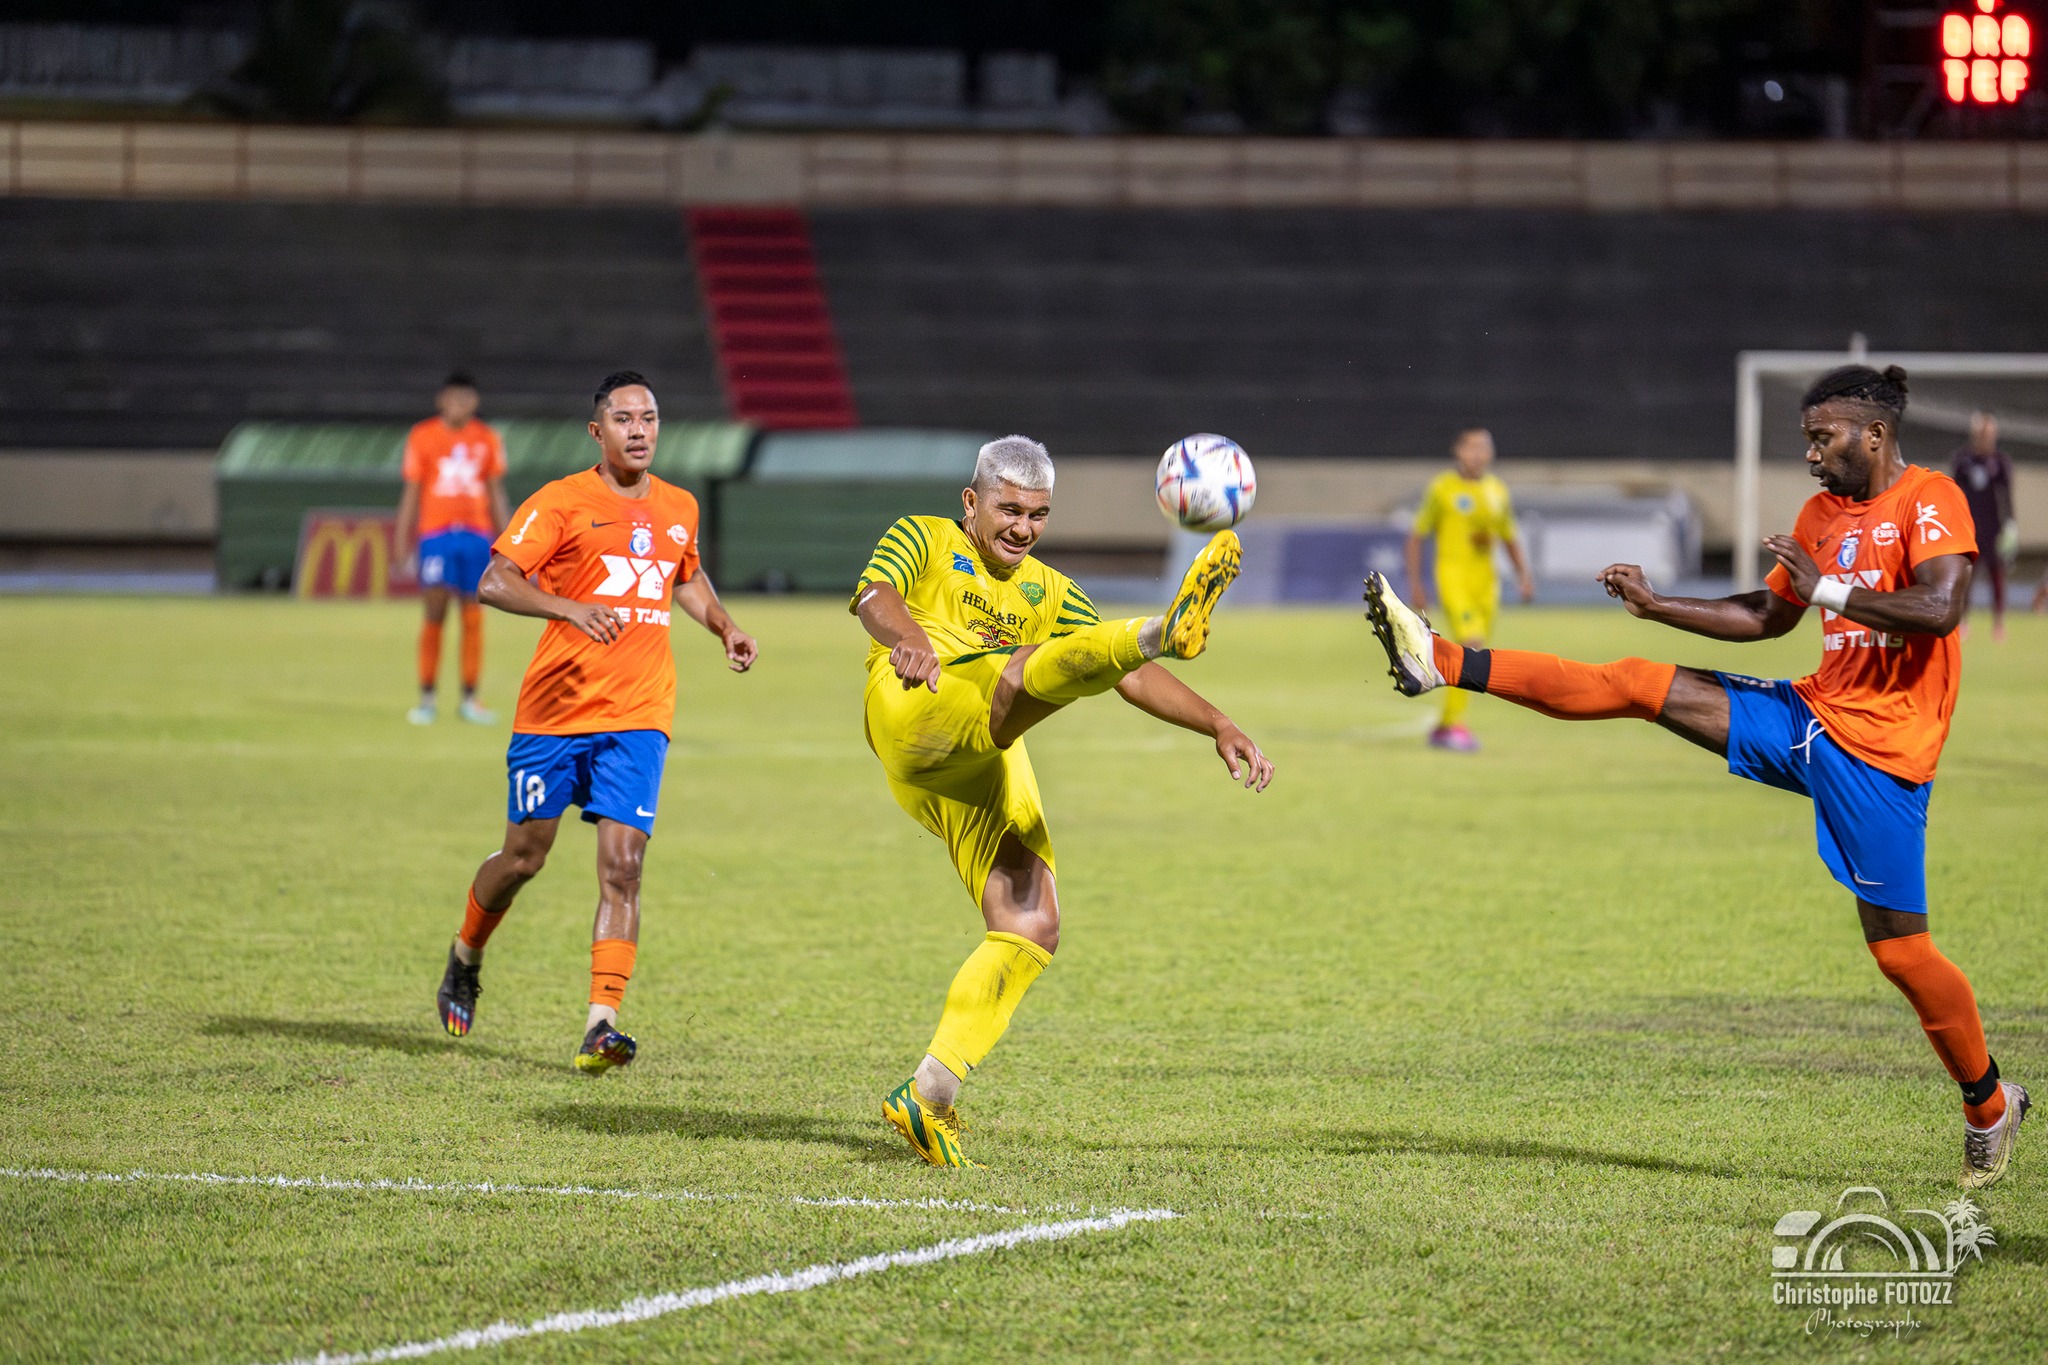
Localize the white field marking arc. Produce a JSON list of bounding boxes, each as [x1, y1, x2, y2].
[[264, 1209, 1177, 1365], [0, 1166, 1079, 1218]]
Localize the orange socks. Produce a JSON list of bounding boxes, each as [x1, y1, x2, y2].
[[460, 603, 484, 692], [1868, 933, 2006, 1127], [1431, 635, 1465, 686], [457, 886, 504, 952], [591, 939, 637, 1010], [418, 620, 444, 691], [1441, 640, 1675, 722]]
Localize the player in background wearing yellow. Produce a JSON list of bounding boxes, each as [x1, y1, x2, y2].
[[1405, 428, 1534, 752], [395, 372, 509, 726], [854, 436, 1273, 1168]]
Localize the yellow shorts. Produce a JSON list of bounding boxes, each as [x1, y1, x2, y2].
[[863, 652, 1055, 907], [1434, 569, 1500, 644]]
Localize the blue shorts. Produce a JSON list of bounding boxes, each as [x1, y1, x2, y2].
[[505, 730, 669, 836], [1718, 675, 1931, 913], [418, 529, 493, 596]]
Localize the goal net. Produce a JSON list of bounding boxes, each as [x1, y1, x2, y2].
[[1735, 342, 2048, 590]]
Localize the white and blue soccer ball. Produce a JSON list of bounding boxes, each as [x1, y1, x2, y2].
[[1155, 434, 1256, 532]]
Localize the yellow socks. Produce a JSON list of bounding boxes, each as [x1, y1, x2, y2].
[[925, 931, 1053, 1078], [1438, 682, 1472, 729], [1019, 618, 1151, 705]]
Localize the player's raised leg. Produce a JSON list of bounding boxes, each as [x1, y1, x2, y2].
[[987, 529, 1241, 747], [439, 817, 558, 1036], [1365, 570, 1700, 735]]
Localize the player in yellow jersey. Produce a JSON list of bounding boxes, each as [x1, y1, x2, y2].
[[854, 435, 1274, 1167], [1404, 428, 1535, 751]]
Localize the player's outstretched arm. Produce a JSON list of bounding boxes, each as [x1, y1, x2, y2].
[[1403, 531, 1430, 611], [674, 571, 757, 672], [1596, 562, 1806, 642], [1114, 663, 1273, 791], [394, 479, 420, 562], [477, 552, 621, 643], [855, 583, 942, 692], [1764, 537, 1971, 637], [1505, 535, 1536, 603]]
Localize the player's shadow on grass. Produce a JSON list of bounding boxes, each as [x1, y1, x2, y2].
[[1319, 1129, 1738, 1179], [1989, 1229, 2048, 1266], [202, 1015, 549, 1070], [528, 1102, 875, 1153]]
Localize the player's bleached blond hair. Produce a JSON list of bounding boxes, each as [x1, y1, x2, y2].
[[973, 435, 1054, 494]]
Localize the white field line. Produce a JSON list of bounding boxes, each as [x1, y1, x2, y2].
[[0, 1166, 1075, 1218], [266, 1208, 1177, 1365]]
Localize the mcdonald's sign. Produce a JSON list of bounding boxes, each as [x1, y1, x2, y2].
[[295, 510, 419, 599]]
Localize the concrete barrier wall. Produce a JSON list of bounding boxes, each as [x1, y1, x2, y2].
[[0, 450, 214, 539], [8, 448, 2048, 553], [6, 122, 2048, 211], [1038, 456, 2048, 554]]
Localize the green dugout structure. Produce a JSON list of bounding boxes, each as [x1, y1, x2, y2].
[[711, 430, 988, 592], [217, 423, 992, 594], [215, 420, 755, 590]]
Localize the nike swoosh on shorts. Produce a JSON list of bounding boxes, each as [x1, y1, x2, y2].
[[636, 806, 657, 818]]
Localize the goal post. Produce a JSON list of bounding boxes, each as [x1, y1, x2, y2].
[[1734, 347, 2048, 591]]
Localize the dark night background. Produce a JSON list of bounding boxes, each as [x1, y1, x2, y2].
[[16, 1, 1879, 137]]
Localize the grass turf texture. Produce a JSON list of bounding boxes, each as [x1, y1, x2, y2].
[[1, 595, 2044, 1362]]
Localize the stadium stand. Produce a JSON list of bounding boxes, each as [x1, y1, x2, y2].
[[807, 207, 2048, 462], [687, 207, 859, 429], [0, 197, 725, 448]]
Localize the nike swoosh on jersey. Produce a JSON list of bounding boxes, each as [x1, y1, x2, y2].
[[591, 519, 615, 528]]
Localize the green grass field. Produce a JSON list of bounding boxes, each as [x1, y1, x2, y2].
[[2, 594, 2044, 1362]]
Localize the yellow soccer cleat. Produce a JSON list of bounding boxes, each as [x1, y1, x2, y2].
[[883, 1078, 984, 1168], [1162, 530, 1241, 660]]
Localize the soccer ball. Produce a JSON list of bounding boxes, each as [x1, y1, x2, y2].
[[1155, 434, 1256, 532]]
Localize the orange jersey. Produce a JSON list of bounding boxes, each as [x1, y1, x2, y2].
[[403, 418, 506, 536], [494, 468, 703, 737], [1766, 464, 1977, 784]]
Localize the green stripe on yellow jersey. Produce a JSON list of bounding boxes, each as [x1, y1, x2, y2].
[[850, 515, 1096, 667]]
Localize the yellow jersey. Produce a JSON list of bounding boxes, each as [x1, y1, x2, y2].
[[850, 515, 1101, 667], [1414, 471, 1518, 579]]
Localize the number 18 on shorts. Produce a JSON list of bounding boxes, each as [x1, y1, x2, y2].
[[504, 730, 670, 836]]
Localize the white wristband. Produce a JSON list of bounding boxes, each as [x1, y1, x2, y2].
[[1810, 577, 1853, 613]]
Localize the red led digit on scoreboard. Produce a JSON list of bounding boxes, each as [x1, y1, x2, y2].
[[1943, 0, 2031, 103]]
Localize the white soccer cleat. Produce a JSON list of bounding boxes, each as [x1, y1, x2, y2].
[[457, 698, 496, 725], [1363, 572, 1442, 697], [1961, 1081, 2029, 1189], [406, 701, 437, 726]]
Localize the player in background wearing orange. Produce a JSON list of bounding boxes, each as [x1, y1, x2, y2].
[[395, 372, 509, 726], [1368, 366, 2027, 1189], [434, 371, 758, 1072]]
